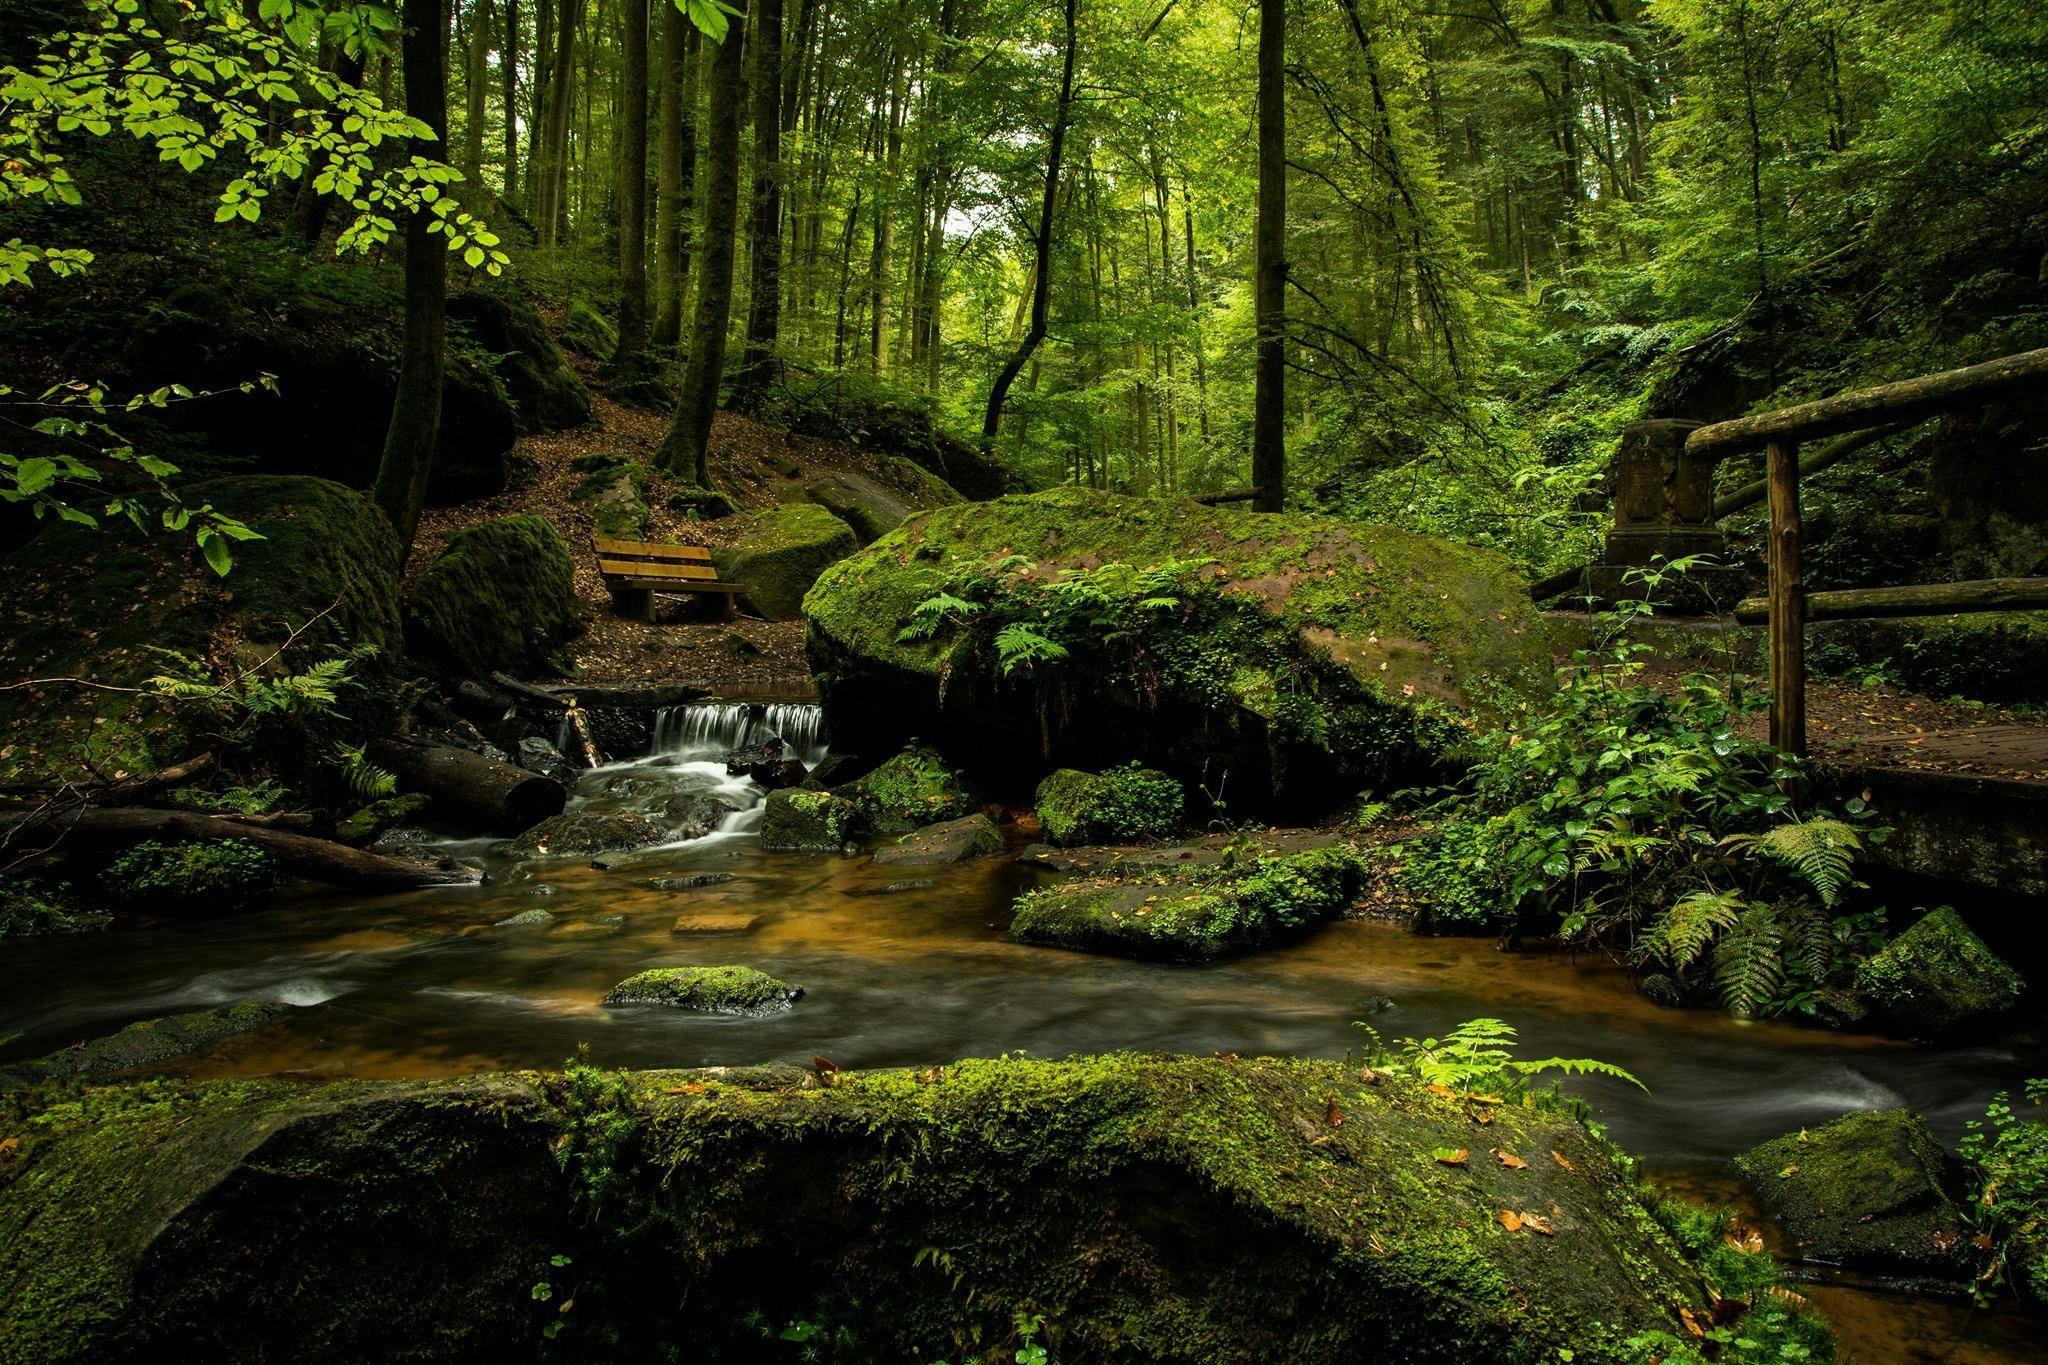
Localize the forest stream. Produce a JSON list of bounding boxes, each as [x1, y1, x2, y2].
[[3, 700, 2040, 1363]]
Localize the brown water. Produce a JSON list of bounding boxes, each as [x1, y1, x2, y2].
[[1, 705, 2041, 1358]]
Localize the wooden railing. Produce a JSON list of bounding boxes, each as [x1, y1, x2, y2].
[[1681, 346, 2048, 754]]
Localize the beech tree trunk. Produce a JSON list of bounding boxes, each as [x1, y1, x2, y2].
[[1251, 0, 1286, 513], [608, 0, 650, 368], [979, 0, 1075, 450], [463, 0, 489, 181], [372, 0, 451, 559], [652, 10, 700, 349], [734, 0, 785, 404], [500, 0, 518, 201], [654, 3, 748, 486], [536, 0, 578, 244]]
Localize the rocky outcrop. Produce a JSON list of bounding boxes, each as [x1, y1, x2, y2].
[[803, 464, 961, 544], [0, 1055, 1727, 1362], [444, 289, 590, 432], [568, 453, 651, 540], [1035, 764, 1184, 846], [404, 514, 582, 679], [0, 1000, 294, 1086], [1856, 907, 2024, 1038], [804, 488, 1553, 817], [711, 503, 858, 620], [871, 813, 1002, 866]]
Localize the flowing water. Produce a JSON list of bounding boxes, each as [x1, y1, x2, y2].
[[1, 699, 2041, 1360]]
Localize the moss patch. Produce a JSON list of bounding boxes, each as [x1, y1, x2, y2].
[[839, 740, 978, 835], [404, 513, 582, 678], [1856, 907, 2025, 1037], [568, 452, 651, 540], [101, 839, 275, 916], [1035, 764, 1184, 846], [0, 877, 110, 939], [712, 503, 859, 620], [2, 1000, 295, 1085], [507, 810, 665, 858], [760, 789, 864, 851], [601, 965, 803, 1014]]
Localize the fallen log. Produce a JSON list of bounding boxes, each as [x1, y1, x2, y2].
[[0, 807, 483, 891], [370, 737, 566, 834], [1190, 487, 1265, 506], [1732, 577, 2048, 624]]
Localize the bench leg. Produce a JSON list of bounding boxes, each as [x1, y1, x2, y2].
[[611, 586, 656, 622]]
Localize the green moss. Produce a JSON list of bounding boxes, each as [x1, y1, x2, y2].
[[403, 513, 582, 678], [712, 503, 860, 620], [332, 793, 432, 846], [1734, 1109, 1971, 1277], [1035, 764, 1184, 846], [507, 810, 664, 858], [1009, 843, 1370, 962], [840, 740, 977, 835], [102, 839, 274, 915], [562, 296, 618, 358], [759, 788, 864, 851], [1856, 907, 2025, 1037], [2, 1001, 294, 1085], [0, 877, 111, 938], [601, 965, 803, 1014], [568, 452, 650, 540]]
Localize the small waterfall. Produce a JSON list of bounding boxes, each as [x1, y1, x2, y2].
[[652, 701, 829, 766]]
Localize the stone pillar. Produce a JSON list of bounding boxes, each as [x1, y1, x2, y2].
[[1584, 419, 1746, 611]]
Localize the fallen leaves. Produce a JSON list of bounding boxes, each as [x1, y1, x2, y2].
[[1432, 1148, 1469, 1166], [1777, 1163, 1800, 1178], [1324, 1097, 1344, 1128], [1722, 1222, 1765, 1255], [1550, 1149, 1573, 1171], [1493, 1149, 1528, 1170], [1498, 1209, 1555, 1236]]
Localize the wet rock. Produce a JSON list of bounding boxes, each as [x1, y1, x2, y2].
[[508, 811, 665, 859], [444, 290, 590, 432], [711, 503, 859, 620], [602, 966, 803, 1015], [1008, 845, 1371, 963], [515, 736, 577, 788], [404, 514, 582, 679], [1, 1000, 294, 1085], [760, 789, 863, 853], [1735, 1109, 1973, 1280], [848, 879, 937, 896], [527, 886, 556, 897], [1034, 765, 1184, 847], [1856, 907, 2025, 1038], [602, 774, 661, 799], [873, 814, 1003, 867], [0, 1056, 1723, 1360], [836, 741, 978, 836], [647, 872, 737, 891], [803, 471, 925, 544], [494, 908, 555, 928], [557, 914, 627, 938], [670, 911, 764, 935], [647, 792, 738, 842], [450, 678, 517, 727], [803, 752, 880, 789], [334, 793, 434, 847]]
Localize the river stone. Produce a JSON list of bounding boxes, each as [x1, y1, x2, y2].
[[710, 503, 859, 620], [760, 789, 863, 853], [804, 487, 1554, 816], [333, 794, 433, 847], [493, 908, 555, 928], [836, 741, 978, 836], [647, 873, 737, 891], [1855, 907, 2025, 1037], [557, 914, 627, 938], [671, 911, 764, 935], [1734, 1109, 1974, 1279], [508, 811, 665, 859], [0, 1000, 294, 1085], [872, 814, 1002, 867], [647, 792, 738, 842], [515, 736, 577, 788], [602, 966, 802, 1015], [0, 1057, 1727, 1361], [1034, 765, 1184, 847]]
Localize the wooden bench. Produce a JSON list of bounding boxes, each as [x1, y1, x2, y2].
[[593, 538, 744, 622]]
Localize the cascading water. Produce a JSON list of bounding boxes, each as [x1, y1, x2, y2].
[[653, 701, 829, 766]]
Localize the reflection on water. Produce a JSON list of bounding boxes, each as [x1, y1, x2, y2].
[[0, 700, 2041, 1360]]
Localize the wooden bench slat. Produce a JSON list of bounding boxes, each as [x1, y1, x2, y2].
[[594, 538, 713, 562], [598, 558, 720, 582], [610, 577, 745, 593]]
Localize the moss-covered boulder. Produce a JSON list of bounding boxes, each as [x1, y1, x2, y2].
[[507, 810, 665, 858], [804, 467, 958, 544], [0, 1056, 1732, 1361], [1734, 1110, 1973, 1278], [839, 740, 978, 835], [333, 793, 433, 846], [759, 788, 864, 852], [667, 484, 740, 520], [1035, 764, 1184, 846], [1856, 907, 2025, 1037], [712, 503, 858, 620], [568, 452, 650, 540], [445, 289, 590, 432], [0, 1001, 293, 1086], [805, 488, 1553, 817], [1010, 844, 1370, 962], [101, 839, 275, 916], [602, 965, 803, 1014], [404, 514, 582, 678], [0, 475, 402, 789], [561, 296, 618, 359], [871, 813, 1003, 866]]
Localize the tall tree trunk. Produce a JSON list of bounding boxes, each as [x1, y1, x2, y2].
[[1181, 182, 1210, 443], [1250, 0, 1285, 513], [652, 11, 699, 349], [979, 0, 1075, 449], [373, 0, 451, 559], [868, 52, 903, 372], [500, 0, 519, 202], [733, 0, 784, 404], [608, 0, 650, 368], [654, 3, 748, 486], [463, 0, 489, 182], [526, 0, 551, 211], [537, 0, 577, 244]]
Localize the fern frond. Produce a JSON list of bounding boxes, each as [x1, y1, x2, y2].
[[1712, 903, 1786, 1017], [1509, 1056, 1649, 1092], [1726, 818, 1861, 908], [1644, 888, 1743, 971], [1775, 899, 1835, 983]]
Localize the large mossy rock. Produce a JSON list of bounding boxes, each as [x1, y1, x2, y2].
[[803, 465, 960, 544], [0, 1000, 293, 1086], [838, 740, 979, 835], [1734, 1109, 1974, 1279], [507, 810, 665, 858], [444, 289, 590, 433], [1010, 843, 1370, 962], [1035, 764, 1184, 846], [804, 488, 1553, 816], [712, 503, 858, 620], [759, 788, 864, 851], [404, 514, 582, 678], [0, 475, 402, 789], [568, 452, 651, 540], [1855, 907, 2024, 1037], [0, 1056, 1720, 1362]]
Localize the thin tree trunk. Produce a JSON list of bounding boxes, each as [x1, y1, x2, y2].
[[292, 46, 367, 248], [527, 0, 551, 211], [373, 0, 451, 559], [500, 0, 518, 202], [1251, 0, 1285, 513], [734, 0, 784, 403], [979, 0, 1076, 449], [868, 52, 903, 371], [608, 0, 650, 369], [654, 4, 748, 486], [652, 12, 699, 349], [536, 0, 577, 243], [1181, 182, 1210, 443], [463, 0, 489, 182]]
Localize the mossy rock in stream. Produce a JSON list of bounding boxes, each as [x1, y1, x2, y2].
[[403, 514, 582, 679], [1855, 907, 2025, 1038], [1009, 843, 1371, 962], [0, 475, 403, 790], [712, 502, 859, 620], [837, 740, 978, 835], [1035, 764, 1184, 846], [803, 488, 1554, 817], [0, 1055, 1739, 1362], [507, 810, 665, 858], [759, 788, 865, 852], [101, 839, 275, 915], [601, 965, 803, 1014], [0, 1000, 294, 1086], [1734, 1109, 1974, 1280]]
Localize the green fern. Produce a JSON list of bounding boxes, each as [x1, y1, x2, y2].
[[993, 623, 1069, 675], [1361, 1016, 1645, 1094], [1775, 899, 1835, 984], [1726, 818, 1861, 908], [1712, 903, 1786, 1018], [337, 744, 397, 801], [1644, 888, 1743, 971]]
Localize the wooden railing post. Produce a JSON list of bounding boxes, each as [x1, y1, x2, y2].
[[1766, 438, 1805, 755]]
